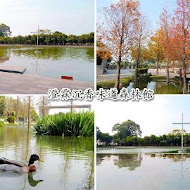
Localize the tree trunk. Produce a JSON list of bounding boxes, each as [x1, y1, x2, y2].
[[183, 60, 187, 94], [179, 67, 183, 86], [28, 96, 31, 129], [166, 62, 169, 83], [156, 62, 159, 75], [115, 58, 121, 90], [171, 61, 175, 73]]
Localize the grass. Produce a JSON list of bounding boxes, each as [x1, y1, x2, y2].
[[4, 123, 20, 126], [162, 148, 190, 154], [35, 112, 94, 137], [150, 75, 167, 81], [97, 77, 132, 89], [151, 75, 181, 83], [0, 121, 4, 127]]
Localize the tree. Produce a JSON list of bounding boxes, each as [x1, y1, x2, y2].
[[0, 23, 11, 37], [0, 97, 5, 117], [147, 30, 165, 74], [131, 16, 149, 81], [97, 127, 113, 144], [98, 0, 140, 90], [112, 120, 142, 140], [159, 8, 173, 83], [172, 0, 190, 93]]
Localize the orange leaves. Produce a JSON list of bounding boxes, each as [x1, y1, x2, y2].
[[97, 0, 141, 60]]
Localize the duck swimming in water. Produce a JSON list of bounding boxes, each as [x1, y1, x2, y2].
[[0, 154, 44, 173]]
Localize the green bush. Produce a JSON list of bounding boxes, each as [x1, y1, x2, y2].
[[7, 116, 16, 123], [0, 120, 4, 127], [35, 112, 94, 137], [97, 77, 132, 89], [136, 68, 148, 75]]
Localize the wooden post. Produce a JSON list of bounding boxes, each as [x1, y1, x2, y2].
[[28, 96, 31, 129], [42, 96, 45, 118], [70, 100, 73, 113]]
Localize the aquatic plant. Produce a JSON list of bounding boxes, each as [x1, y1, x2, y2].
[[35, 112, 94, 137]]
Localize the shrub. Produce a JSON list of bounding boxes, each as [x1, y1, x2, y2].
[[35, 112, 94, 137], [136, 68, 148, 75], [0, 120, 4, 127], [7, 116, 16, 123], [97, 77, 132, 89]]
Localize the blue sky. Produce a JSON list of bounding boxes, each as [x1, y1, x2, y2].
[[0, 0, 94, 36], [95, 96, 190, 137], [97, 0, 176, 31]]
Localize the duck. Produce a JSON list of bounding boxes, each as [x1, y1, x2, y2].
[[0, 154, 44, 173]]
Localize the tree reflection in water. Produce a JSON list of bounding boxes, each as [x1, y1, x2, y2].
[[97, 154, 143, 171], [0, 126, 94, 190], [3, 46, 94, 61]]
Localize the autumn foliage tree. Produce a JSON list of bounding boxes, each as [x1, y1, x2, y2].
[[159, 9, 174, 83], [172, 0, 190, 93], [98, 0, 141, 90], [155, 0, 190, 93], [130, 16, 149, 81], [148, 30, 165, 74]]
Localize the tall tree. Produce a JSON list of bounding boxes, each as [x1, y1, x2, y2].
[[131, 16, 149, 81], [113, 120, 142, 139], [172, 0, 190, 93], [98, 0, 140, 90], [0, 23, 11, 37], [159, 8, 173, 83], [148, 30, 165, 74]]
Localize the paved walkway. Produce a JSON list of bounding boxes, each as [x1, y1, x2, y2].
[[0, 72, 93, 94], [0, 66, 26, 74], [149, 69, 190, 78], [97, 69, 134, 82], [97, 69, 190, 82]]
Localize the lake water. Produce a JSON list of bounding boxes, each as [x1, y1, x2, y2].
[[97, 147, 190, 190], [127, 80, 183, 94], [0, 46, 94, 82], [0, 126, 94, 190]]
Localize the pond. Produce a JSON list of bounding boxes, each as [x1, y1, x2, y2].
[[0, 46, 94, 82], [97, 147, 190, 190], [0, 126, 94, 190], [127, 80, 183, 94]]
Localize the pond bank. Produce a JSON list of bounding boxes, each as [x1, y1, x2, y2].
[[0, 44, 94, 48], [97, 75, 186, 94]]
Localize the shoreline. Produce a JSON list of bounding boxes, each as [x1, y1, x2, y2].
[[0, 44, 94, 48]]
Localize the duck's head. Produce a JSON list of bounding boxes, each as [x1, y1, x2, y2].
[[28, 154, 44, 167]]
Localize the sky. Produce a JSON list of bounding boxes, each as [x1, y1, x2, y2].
[[97, 0, 176, 32], [95, 96, 190, 137], [0, 0, 94, 36], [6, 95, 94, 115]]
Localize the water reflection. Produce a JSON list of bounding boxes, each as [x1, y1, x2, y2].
[[149, 81, 183, 94], [1, 46, 94, 61], [0, 126, 94, 190], [127, 80, 183, 94], [0, 57, 9, 63], [97, 154, 142, 171], [28, 172, 43, 187], [97, 153, 190, 190], [0, 46, 94, 81]]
